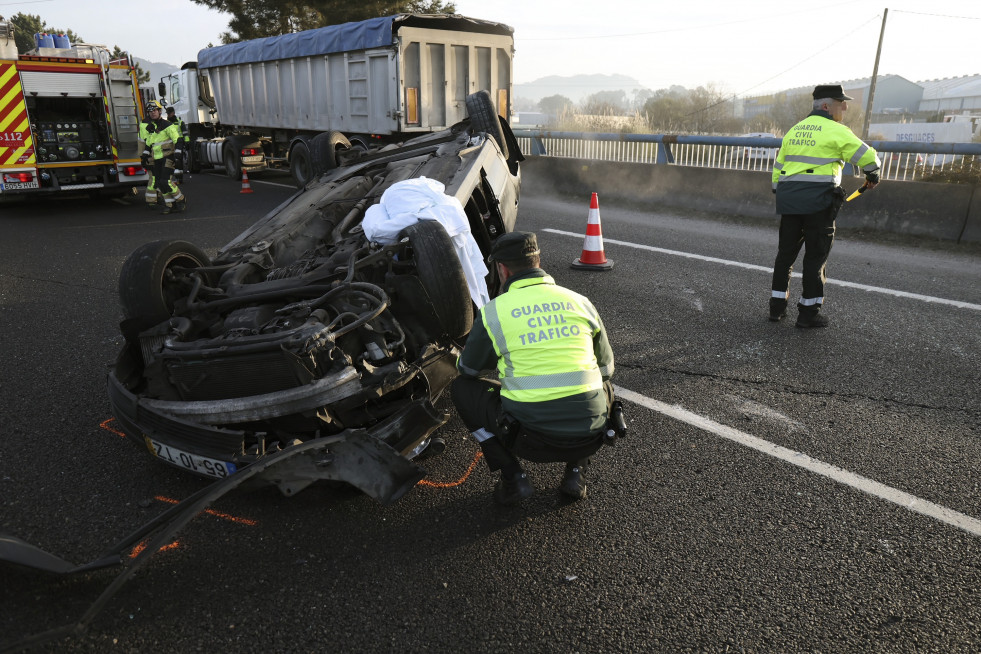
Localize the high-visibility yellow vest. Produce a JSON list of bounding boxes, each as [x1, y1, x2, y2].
[[481, 275, 606, 403], [772, 114, 880, 189], [141, 120, 182, 160]]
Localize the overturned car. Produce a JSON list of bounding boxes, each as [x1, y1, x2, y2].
[[108, 92, 523, 504]]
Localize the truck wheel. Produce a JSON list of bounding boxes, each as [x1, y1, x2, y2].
[[187, 148, 201, 174], [119, 240, 212, 324], [290, 141, 314, 188], [223, 145, 241, 180], [399, 220, 473, 340], [465, 91, 509, 159], [311, 131, 351, 174]]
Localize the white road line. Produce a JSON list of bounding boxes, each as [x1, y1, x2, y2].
[[203, 171, 297, 189], [544, 228, 981, 311], [614, 385, 981, 538]]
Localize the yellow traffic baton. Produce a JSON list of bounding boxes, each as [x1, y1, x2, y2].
[[846, 182, 871, 202]]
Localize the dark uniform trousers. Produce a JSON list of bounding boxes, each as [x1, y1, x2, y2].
[[771, 201, 840, 307], [451, 376, 612, 473]]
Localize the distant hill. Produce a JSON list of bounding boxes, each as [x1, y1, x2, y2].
[[134, 57, 179, 87], [515, 73, 649, 105]]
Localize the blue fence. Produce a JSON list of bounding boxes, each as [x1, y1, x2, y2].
[[512, 130, 981, 183]]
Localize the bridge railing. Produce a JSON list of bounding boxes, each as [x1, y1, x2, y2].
[[511, 130, 981, 183]]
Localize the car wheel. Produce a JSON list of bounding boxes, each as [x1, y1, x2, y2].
[[310, 131, 351, 175], [119, 240, 212, 323], [290, 140, 314, 188], [465, 91, 509, 159], [399, 220, 473, 340], [223, 143, 241, 180]]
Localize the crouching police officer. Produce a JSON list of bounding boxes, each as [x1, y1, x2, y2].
[[451, 231, 619, 505], [139, 101, 186, 214]]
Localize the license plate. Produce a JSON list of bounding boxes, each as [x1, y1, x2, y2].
[[2, 181, 39, 190], [145, 437, 237, 479]]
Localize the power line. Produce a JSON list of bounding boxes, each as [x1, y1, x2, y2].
[[684, 14, 882, 117], [0, 0, 55, 6], [733, 15, 881, 99], [891, 9, 981, 20], [520, 0, 858, 41]]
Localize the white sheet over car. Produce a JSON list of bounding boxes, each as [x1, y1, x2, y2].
[[362, 177, 490, 307]]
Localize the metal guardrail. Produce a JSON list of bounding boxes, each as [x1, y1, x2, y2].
[[512, 130, 981, 183]]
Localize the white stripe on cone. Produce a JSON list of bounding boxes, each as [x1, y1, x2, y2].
[[582, 234, 604, 251]]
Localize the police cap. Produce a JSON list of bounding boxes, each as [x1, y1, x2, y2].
[[489, 231, 540, 262], [812, 84, 854, 101]]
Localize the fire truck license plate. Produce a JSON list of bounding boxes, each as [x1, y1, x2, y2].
[[145, 437, 237, 479], [2, 181, 39, 190]]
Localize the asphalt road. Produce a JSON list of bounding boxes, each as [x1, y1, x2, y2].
[[1, 167, 980, 653]]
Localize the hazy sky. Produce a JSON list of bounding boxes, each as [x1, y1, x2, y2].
[[8, 0, 980, 96]]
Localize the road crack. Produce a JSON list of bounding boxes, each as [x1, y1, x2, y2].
[[618, 362, 979, 417]]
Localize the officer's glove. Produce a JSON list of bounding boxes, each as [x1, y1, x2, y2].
[[140, 150, 151, 167], [144, 121, 157, 134], [865, 171, 880, 185], [175, 149, 183, 157], [772, 188, 777, 195]]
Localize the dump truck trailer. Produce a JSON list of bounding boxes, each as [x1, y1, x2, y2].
[[159, 14, 514, 187], [0, 23, 148, 200]]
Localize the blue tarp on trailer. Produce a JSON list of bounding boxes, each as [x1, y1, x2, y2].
[[198, 16, 395, 68], [197, 14, 514, 69]]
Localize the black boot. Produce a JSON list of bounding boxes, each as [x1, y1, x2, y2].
[[494, 470, 533, 505], [560, 461, 588, 500], [796, 305, 829, 328], [769, 298, 788, 322]]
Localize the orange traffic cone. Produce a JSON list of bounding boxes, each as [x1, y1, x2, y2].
[[571, 192, 613, 271], [240, 169, 254, 194]]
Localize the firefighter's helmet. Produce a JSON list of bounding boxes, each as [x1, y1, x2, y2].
[[145, 100, 163, 113]]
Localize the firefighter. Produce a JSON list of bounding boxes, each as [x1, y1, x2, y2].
[[165, 106, 189, 182], [451, 231, 617, 505], [770, 84, 881, 327], [140, 100, 186, 213]]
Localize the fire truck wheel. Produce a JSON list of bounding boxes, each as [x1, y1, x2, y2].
[[119, 240, 212, 323], [465, 91, 509, 159]]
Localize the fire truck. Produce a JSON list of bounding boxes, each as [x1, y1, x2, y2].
[[0, 22, 148, 200]]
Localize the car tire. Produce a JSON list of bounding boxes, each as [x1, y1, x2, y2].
[[310, 131, 351, 175], [119, 240, 212, 323], [290, 140, 314, 188], [465, 91, 509, 159], [399, 220, 473, 340], [223, 143, 241, 180]]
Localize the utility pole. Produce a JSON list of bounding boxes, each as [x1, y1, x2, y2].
[[862, 8, 889, 139]]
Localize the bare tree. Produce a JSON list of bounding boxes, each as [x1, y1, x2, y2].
[[581, 90, 628, 115]]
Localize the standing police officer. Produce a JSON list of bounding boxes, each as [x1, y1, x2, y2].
[[452, 231, 616, 505], [770, 84, 881, 328], [139, 101, 186, 214]]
